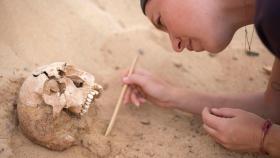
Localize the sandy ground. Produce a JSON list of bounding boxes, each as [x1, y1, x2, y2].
[[0, 0, 275, 158]]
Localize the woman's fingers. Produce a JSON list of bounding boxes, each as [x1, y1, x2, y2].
[[211, 108, 238, 118], [138, 97, 146, 104], [121, 68, 151, 107], [203, 124, 218, 138], [203, 119, 227, 146], [123, 86, 132, 105], [202, 107, 225, 131], [130, 89, 140, 107], [123, 84, 147, 106]]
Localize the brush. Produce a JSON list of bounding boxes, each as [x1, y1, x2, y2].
[[105, 54, 140, 136]]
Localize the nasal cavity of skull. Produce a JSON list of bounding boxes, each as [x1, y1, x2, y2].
[[44, 79, 66, 94]]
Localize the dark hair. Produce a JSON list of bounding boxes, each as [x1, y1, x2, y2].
[[140, 0, 148, 14]]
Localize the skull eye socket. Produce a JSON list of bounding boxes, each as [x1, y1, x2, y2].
[[59, 82, 66, 93], [73, 81, 84, 88], [58, 70, 65, 76], [67, 76, 84, 88]]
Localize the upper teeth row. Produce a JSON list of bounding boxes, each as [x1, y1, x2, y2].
[[80, 89, 100, 116]]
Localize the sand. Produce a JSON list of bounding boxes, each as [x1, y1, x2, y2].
[[0, 0, 274, 157]]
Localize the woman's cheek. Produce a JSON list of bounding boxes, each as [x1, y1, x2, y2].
[[203, 35, 230, 53]]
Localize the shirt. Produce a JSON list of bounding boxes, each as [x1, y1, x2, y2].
[[255, 0, 280, 59]]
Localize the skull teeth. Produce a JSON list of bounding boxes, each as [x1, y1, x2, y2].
[[90, 91, 95, 96], [84, 104, 90, 109], [87, 98, 92, 103], [94, 84, 103, 91], [81, 109, 87, 114], [92, 90, 100, 96], [87, 93, 94, 99], [79, 86, 102, 116]]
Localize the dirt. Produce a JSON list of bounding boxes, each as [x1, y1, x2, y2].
[[0, 0, 273, 157]]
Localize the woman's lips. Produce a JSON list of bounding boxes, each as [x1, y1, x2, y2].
[[184, 39, 204, 52]]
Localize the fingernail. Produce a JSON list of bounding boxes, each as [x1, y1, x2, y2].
[[135, 102, 140, 107], [123, 77, 128, 82]]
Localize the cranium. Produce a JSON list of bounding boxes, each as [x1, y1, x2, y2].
[[20, 62, 103, 117], [17, 62, 103, 150]]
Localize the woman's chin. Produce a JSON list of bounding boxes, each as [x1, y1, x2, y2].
[[186, 45, 204, 52], [194, 48, 205, 52], [206, 45, 227, 54]]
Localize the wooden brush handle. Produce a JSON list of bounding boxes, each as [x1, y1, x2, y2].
[[105, 54, 139, 136]]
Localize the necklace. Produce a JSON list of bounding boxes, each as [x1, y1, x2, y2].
[[244, 0, 258, 56], [244, 26, 255, 53]]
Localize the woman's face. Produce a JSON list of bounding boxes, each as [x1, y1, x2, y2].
[[145, 0, 236, 53]]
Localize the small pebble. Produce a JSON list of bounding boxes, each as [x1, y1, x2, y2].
[[208, 53, 217, 57], [173, 61, 183, 68], [138, 49, 144, 55], [232, 55, 238, 60], [140, 120, 151, 125], [249, 77, 254, 81], [114, 66, 120, 70]]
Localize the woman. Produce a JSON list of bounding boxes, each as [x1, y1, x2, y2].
[[122, 0, 280, 156]]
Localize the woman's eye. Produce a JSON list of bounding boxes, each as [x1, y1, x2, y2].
[[158, 17, 162, 27], [158, 16, 163, 27], [157, 16, 167, 31]]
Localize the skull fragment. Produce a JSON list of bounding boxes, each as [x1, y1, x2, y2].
[[17, 62, 103, 150]]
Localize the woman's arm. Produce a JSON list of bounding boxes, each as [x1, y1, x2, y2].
[[171, 58, 280, 123], [122, 59, 280, 122], [264, 58, 280, 122]]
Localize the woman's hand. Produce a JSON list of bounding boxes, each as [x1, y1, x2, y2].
[[122, 69, 176, 108], [202, 107, 266, 152]]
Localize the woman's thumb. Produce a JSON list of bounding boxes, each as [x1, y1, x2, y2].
[[210, 108, 238, 118]]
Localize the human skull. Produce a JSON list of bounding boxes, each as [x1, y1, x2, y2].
[[17, 62, 103, 150]]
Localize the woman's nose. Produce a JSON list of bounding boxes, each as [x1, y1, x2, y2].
[[169, 33, 184, 52]]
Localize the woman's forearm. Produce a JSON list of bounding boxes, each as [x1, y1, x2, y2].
[[170, 89, 280, 122], [169, 59, 280, 123]]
